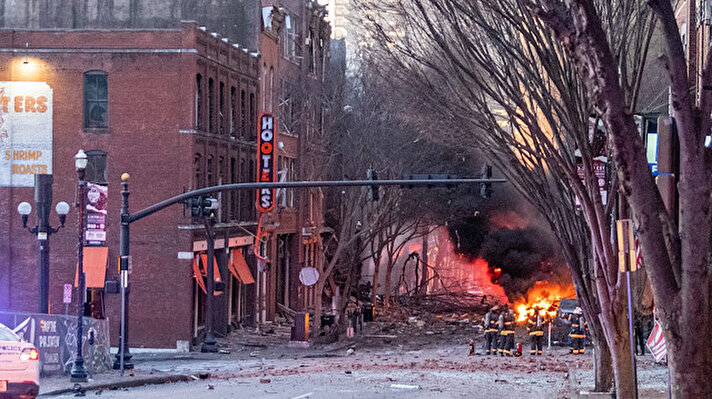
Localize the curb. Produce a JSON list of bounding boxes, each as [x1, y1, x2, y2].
[[38, 374, 193, 397]]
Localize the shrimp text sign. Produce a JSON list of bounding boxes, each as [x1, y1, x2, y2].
[[256, 113, 277, 212], [0, 82, 53, 187]]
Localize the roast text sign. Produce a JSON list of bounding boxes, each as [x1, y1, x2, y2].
[[0, 82, 53, 187]]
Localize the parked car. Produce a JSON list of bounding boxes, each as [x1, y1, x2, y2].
[[0, 323, 39, 399]]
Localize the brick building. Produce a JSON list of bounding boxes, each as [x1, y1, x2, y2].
[[0, 22, 262, 348], [256, 1, 331, 324]]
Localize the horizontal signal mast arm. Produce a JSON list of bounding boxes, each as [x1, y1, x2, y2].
[[126, 178, 507, 223]]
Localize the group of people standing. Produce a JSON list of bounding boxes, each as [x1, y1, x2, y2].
[[481, 304, 588, 356], [482, 304, 517, 356]]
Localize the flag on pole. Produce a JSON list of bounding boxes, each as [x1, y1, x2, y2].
[[634, 235, 644, 270], [646, 320, 667, 362]]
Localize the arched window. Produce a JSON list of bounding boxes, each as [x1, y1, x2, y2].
[[84, 71, 108, 129]]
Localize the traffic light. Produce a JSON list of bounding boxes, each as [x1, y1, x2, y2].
[[189, 196, 219, 217], [401, 173, 458, 189], [367, 169, 379, 201], [480, 164, 493, 198]]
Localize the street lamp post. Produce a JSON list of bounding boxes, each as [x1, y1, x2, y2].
[[16, 174, 69, 314], [113, 173, 133, 372], [70, 149, 89, 383]]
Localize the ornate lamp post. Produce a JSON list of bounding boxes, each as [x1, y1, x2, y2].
[[70, 149, 89, 383], [16, 176, 70, 314]]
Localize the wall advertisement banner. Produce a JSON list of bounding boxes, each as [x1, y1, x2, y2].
[[0, 82, 53, 187], [0, 312, 111, 376]]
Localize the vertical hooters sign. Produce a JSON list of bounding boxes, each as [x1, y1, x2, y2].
[[256, 113, 277, 212]]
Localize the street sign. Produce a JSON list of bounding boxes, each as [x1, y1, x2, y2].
[[299, 267, 319, 286], [63, 284, 72, 304]]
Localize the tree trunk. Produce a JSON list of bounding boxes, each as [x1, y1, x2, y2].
[[419, 231, 428, 295], [383, 261, 394, 309], [592, 338, 613, 392], [600, 299, 635, 398], [313, 277, 325, 335], [666, 327, 712, 398]]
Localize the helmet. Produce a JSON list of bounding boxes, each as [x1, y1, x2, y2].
[[574, 307, 583, 315]]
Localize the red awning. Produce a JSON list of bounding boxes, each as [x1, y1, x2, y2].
[[192, 255, 206, 294], [231, 249, 255, 284], [194, 254, 223, 295], [75, 247, 108, 288]]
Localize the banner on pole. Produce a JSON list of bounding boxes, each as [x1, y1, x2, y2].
[[646, 320, 667, 362]]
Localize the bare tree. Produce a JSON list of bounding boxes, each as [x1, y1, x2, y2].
[[528, 1, 712, 397], [353, 0, 657, 393]]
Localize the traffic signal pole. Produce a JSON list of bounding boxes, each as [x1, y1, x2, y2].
[[114, 177, 506, 372]]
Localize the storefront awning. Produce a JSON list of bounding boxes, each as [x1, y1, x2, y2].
[[75, 247, 108, 288], [193, 254, 222, 295], [230, 249, 255, 284], [192, 255, 207, 294], [199, 254, 222, 283]]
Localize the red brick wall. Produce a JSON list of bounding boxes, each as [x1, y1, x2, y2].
[[0, 23, 259, 347]]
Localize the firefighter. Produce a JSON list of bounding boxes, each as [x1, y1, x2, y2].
[[527, 306, 545, 355], [498, 304, 515, 356], [569, 307, 587, 354], [483, 305, 499, 355]]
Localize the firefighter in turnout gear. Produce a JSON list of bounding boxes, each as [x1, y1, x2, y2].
[[569, 307, 587, 354], [483, 305, 499, 355], [527, 306, 545, 355], [498, 304, 516, 356]]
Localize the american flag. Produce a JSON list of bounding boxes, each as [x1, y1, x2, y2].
[[646, 320, 667, 362], [634, 226, 644, 270]]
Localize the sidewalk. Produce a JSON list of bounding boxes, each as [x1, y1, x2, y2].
[[39, 368, 193, 397]]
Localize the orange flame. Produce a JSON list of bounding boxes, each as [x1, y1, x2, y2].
[[514, 280, 576, 323]]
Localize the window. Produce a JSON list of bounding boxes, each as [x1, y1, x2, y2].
[[241, 90, 247, 138], [249, 159, 255, 219], [230, 86, 237, 137], [85, 150, 108, 184], [240, 158, 246, 219], [249, 93, 256, 140], [281, 13, 301, 60], [196, 74, 203, 129], [262, 64, 267, 111], [308, 31, 315, 73], [269, 67, 274, 112], [230, 157, 237, 220], [208, 78, 215, 133], [219, 82, 225, 135], [207, 155, 214, 186], [84, 71, 108, 129], [194, 153, 202, 188]]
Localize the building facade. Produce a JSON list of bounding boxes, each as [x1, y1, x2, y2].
[[0, 22, 261, 348], [256, 1, 331, 323]]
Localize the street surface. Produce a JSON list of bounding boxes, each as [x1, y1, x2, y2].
[[42, 319, 669, 398]]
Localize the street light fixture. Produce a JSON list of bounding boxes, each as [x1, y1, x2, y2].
[[16, 174, 70, 314], [70, 149, 89, 383]]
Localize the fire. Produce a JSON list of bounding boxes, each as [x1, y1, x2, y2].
[[514, 280, 576, 323]]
